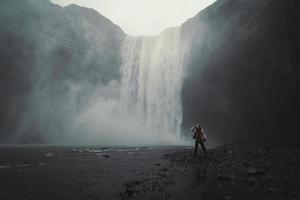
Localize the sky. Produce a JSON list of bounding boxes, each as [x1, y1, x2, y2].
[[51, 0, 216, 35]]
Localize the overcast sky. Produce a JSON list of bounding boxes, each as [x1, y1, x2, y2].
[[51, 0, 216, 35]]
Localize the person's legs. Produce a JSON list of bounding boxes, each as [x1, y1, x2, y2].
[[194, 140, 199, 156], [199, 140, 207, 156]]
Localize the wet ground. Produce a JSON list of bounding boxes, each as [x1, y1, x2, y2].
[[0, 142, 299, 200]]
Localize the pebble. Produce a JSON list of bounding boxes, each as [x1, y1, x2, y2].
[[103, 154, 110, 158], [45, 153, 54, 157], [0, 165, 10, 169]]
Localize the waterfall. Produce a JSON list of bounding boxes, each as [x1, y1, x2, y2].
[[31, 26, 187, 145], [120, 27, 185, 139]]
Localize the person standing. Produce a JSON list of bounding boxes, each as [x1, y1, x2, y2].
[[191, 124, 207, 157]]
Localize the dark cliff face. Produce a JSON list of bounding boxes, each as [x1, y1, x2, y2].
[[181, 0, 300, 143], [0, 0, 125, 143]]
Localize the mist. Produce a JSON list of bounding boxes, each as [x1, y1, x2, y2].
[[0, 0, 196, 146], [1, 0, 298, 146]]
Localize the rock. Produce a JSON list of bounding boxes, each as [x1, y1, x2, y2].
[[0, 165, 10, 169], [132, 181, 141, 186], [158, 172, 167, 178], [124, 181, 141, 189], [246, 177, 258, 184], [268, 187, 278, 192], [162, 191, 170, 198], [38, 162, 45, 166], [225, 195, 232, 200], [223, 149, 233, 154], [196, 186, 206, 194], [247, 167, 258, 174], [71, 149, 77, 152], [103, 154, 110, 158], [242, 161, 250, 168], [160, 167, 168, 172], [86, 149, 102, 153], [45, 153, 54, 157], [122, 181, 141, 197], [217, 173, 231, 181], [247, 167, 264, 175], [17, 163, 29, 167]]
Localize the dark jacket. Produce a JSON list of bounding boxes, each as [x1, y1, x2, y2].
[[193, 127, 206, 142]]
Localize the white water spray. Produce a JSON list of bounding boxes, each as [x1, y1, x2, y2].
[[29, 27, 187, 146], [120, 27, 185, 142]]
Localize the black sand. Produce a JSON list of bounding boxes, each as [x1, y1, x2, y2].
[[0, 142, 299, 200]]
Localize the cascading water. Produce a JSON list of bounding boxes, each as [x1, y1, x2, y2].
[[120, 27, 185, 140], [46, 27, 187, 146]]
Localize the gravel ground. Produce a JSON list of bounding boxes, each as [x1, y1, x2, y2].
[[0, 142, 299, 200]]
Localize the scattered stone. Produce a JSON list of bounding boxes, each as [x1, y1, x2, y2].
[[38, 162, 45, 166], [246, 177, 258, 184], [158, 172, 167, 178], [247, 167, 264, 175], [247, 167, 258, 174], [122, 181, 141, 198], [225, 195, 232, 200], [162, 191, 170, 198], [196, 187, 206, 194], [160, 167, 168, 172], [103, 154, 110, 158], [217, 173, 231, 181], [268, 187, 278, 192], [45, 152, 54, 157], [17, 162, 29, 167], [0, 165, 10, 169], [185, 157, 191, 162], [84, 149, 103, 153], [242, 161, 250, 168], [254, 152, 262, 158], [223, 149, 233, 154]]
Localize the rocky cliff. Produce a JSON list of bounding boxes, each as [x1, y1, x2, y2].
[[0, 0, 125, 142], [181, 0, 300, 143]]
